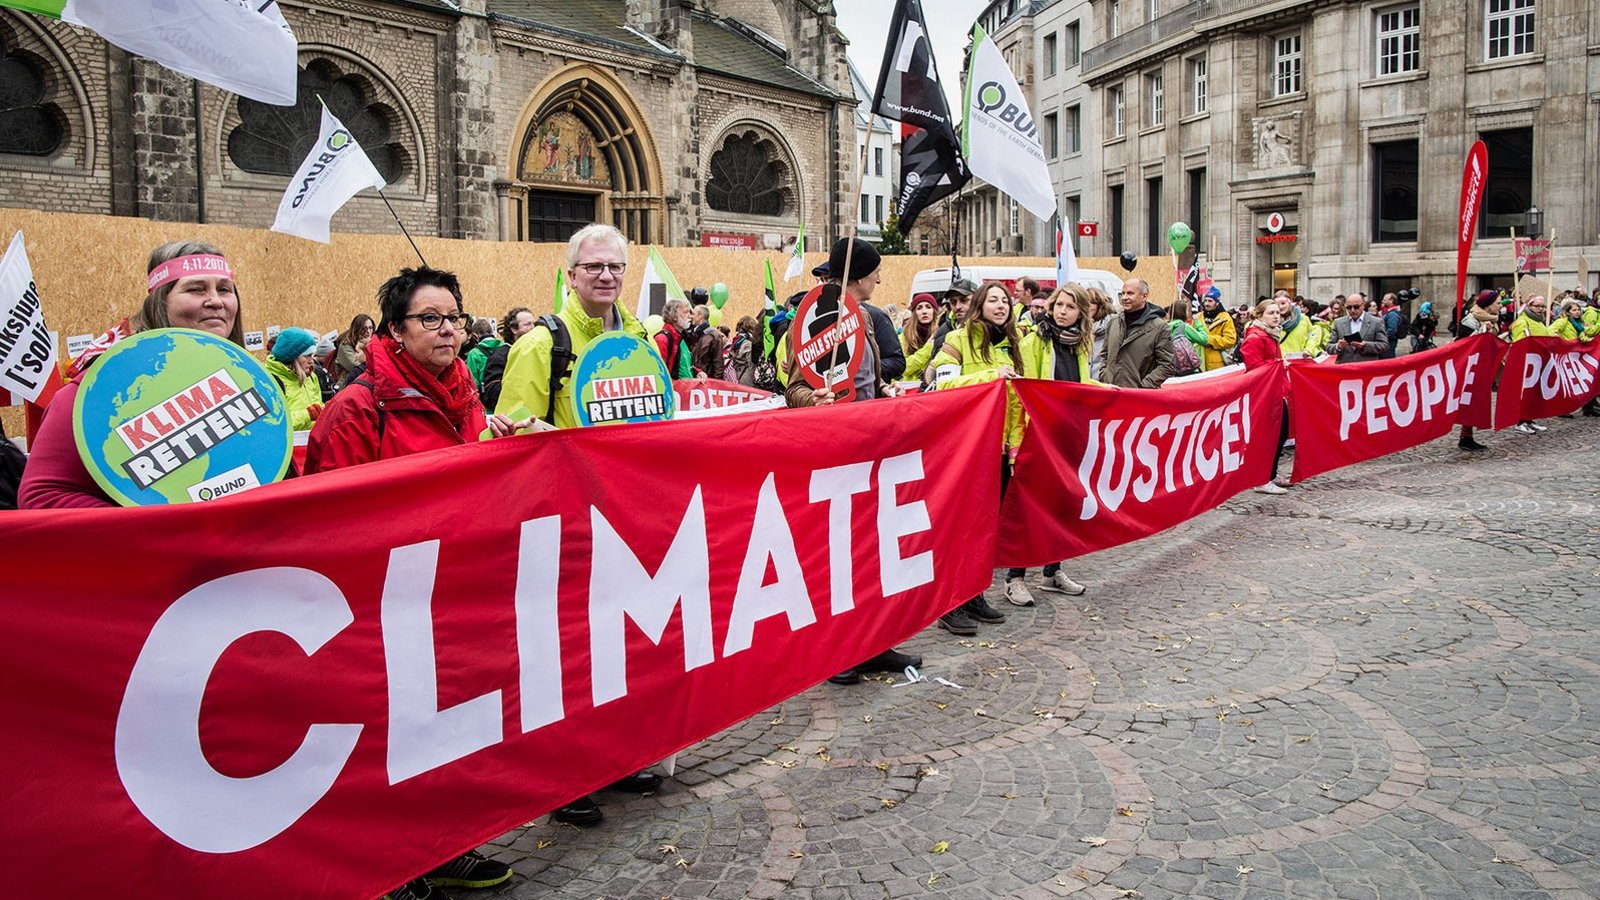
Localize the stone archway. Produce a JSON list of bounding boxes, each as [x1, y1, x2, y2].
[[509, 65, 665, 245]]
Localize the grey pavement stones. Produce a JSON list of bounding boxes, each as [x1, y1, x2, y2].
[[477, 419, 1600, 898]]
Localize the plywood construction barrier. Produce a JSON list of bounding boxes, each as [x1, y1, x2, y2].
[[0, 208, 1176, 436]]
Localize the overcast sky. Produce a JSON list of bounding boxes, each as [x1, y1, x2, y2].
[[833, 0, 993, 115]]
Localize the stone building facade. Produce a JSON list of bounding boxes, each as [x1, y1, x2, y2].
[[1081, 0, 1600, 303], [0, 0, 857, 250]]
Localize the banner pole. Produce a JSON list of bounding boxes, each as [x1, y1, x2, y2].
[[1546, 227, 1558, 324], [828, 111, 877, 394], [378, 187, 429, 268]]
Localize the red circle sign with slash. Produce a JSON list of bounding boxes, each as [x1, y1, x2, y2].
[[792, 283, 867, 402]]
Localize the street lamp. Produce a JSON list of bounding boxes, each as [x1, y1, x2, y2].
[[1525, 206, 1543, 239]]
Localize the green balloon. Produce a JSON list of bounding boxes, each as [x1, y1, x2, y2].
[[644, 314, 665, 337], [1166, 222, 1193, 254], [709, 282, 730, 309]]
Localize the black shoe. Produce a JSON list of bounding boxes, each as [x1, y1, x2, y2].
[[964, 595, 1007, 623], [1458, 436, 1488, 452], [938, 609, 979, 636], [608, 771, 662, 793], [858, 649, 923, 673], [425, 850, 512, 889], [828, 670, 862, 685], [550, 795, 603, 827], [384, 878, 451, 900], [1582, 408, 1600, 417]]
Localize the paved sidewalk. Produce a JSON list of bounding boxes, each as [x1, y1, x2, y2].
[[484, 417, 1600, 899]]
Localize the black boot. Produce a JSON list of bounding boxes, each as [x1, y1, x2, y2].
[[964, 594, 1007, 623]]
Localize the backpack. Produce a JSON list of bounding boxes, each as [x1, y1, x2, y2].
[[479, 315, 575, 423], [1390, 308, 1409, 339], [1172, 332, 1201, 376]]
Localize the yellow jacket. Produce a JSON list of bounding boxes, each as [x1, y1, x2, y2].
[[496, 300, 646, 428], [930, 325, 1025, 448], [1510, 313, 1555, 342], [1198, 312, 1236, 370], [1552, 316, 1599, 341]]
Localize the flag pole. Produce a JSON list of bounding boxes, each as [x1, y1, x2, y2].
[[828, 111, 878, 395], [378, 187, 428, 268]]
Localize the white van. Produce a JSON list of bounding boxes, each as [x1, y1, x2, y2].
[[907, 265, 1128, 305]]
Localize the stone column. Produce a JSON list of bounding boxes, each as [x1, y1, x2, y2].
[[440, 1, 498, 240], [128, 58, 200, 222]]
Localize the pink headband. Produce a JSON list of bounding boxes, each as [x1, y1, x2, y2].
[[147, 254, 235, 294]]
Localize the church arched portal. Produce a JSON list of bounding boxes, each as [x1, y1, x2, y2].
[[512, 70, 664, 245]]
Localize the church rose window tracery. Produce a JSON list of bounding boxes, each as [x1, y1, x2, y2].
[[706, 130, 789, 217], [0, 32, 64, 157], [228, 60, 407, 182]]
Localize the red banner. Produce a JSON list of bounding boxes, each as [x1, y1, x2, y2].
[[0, 384, 1005, 900], [997, 368, 1288, 568], [1514, 238, 1552, 272], [1455, 140, 1488, 321], [1493, 336, 1600, 429], [672, 378, 774, 411], [1289, 334, 1506, 482]]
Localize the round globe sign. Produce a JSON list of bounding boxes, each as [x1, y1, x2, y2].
[[569, 332, 676, 427], [72, 328, 293, 506]]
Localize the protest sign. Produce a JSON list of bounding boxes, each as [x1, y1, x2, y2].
[[71, 328, 293, 506], [997, 366, 1288, 568], [792, 283, 866, 402], [1289, 333, 1506, 481], [1493, 336, 1600, 429], [569, 332, 676, 426], [0, 231, 57, 404], [0, 380, 1007, 900], [673, 378, 774, 412]]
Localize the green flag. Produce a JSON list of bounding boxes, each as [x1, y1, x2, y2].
[[553, 267, 566, 314], [762, 258, 777, 359], [0, 0, 67, 16]]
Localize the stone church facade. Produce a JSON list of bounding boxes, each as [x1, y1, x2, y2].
[[0, 0, 856, 249]]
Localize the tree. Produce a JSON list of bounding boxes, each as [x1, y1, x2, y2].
[[877, 209, 910, 255]]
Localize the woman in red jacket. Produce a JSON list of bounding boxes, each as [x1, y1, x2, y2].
[[304, 266, 518, 900], [1240, 299, 1293, 496], [305, 266, 518, 473], [20, 240, 246, 509]]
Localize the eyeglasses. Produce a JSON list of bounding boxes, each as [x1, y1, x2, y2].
[[401, 312, 467, 331], [575, 262, 627, 276]]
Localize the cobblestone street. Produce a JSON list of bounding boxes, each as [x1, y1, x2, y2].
[[485, 418, 1600, 899]]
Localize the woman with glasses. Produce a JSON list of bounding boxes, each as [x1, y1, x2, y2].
[[1508, 294, 1555, 435], [305, 266, 519, 472]]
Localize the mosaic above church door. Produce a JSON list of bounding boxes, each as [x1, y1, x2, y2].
[[520, 111, 611, 188]]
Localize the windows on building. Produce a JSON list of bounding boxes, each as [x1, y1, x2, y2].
[[707, 131, 789, 215], [861, 194, 870, 224], [1376, 5, 1421, 75], [1148, 0, 1159, 22], [1273, 33, 1303, 96], [0, 33, 64, 156], [1044, 112, 1059, 158], [1065, 104, 1082, 154], [1479, 127, 1533, 238], [874, 146, 883, 177], [1146, 176, 1163, 255], [1111, 84, 1126, 137], [1189, 56, 1208, 114], [1148, 72, 1164, 127], [876, 195, 885, 225], [1110, 0, 1121, 38], [1187, 167, 1207, 251], [1485, 0, 1535, 60], [1372, 140, 1419, 242], [1065, 195, 1082, 253], [1109, 183, 1125, 255], [1066, 22, 1081, 66], [232, 61, 408, 181], [1043, 31, 1058, 77]]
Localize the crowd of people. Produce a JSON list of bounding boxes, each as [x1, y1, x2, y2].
[[5, 225, 1600, 898]]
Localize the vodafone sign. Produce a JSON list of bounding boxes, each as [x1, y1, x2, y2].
[[1265, 212, 1287, 234]]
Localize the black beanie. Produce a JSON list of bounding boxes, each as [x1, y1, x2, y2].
[[828, 237, 882, 283]]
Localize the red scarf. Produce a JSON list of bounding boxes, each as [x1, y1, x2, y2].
[[369, 334, 481, 434]]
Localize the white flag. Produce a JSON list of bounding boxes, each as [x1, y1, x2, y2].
[[783, 225, 806, 282], [271, 105, 387, 243], [1055, 217, 1079, 289], [0, 232, 57, 404], [634, 246, 687, 321], [60, 0, 298, 105], [962, 23, 1057, 222]]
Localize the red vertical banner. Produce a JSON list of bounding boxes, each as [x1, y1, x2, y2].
[[1455, 140, 1489, 323]]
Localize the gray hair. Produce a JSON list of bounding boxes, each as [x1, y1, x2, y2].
[[663, 298, 690, 319], [566, 223, 628, 268]]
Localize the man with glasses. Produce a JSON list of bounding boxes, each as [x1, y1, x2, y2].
[[496, 224, 648, 427]]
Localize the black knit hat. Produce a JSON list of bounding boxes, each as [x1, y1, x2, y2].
[[827, 237, 882, 283]]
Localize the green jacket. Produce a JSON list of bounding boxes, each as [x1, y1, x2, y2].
[[1510, 313, 1555, 341], [496, 300, 646, 428], [265, 356, 322, 432], [464, 336, 504, 388]]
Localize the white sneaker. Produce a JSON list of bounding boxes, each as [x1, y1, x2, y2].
[[1530, 422, 1549, 432], [1273, 475, 1293, 488], [1047, 572, 1087, 595], [1514, 422, 1538, 435], [1004, 579, 1036, 607], [1254, 482, 1288, 495]]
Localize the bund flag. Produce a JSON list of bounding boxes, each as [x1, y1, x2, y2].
[[271, 105, 387, 243], [871, 0, 969, 233]]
